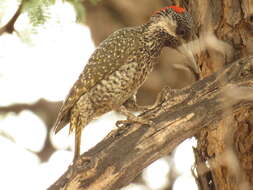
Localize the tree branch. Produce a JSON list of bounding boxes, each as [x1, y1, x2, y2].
[[0, 0, 25, 35], [48, 56, 253, 190], [0, 99, 62, 161], [0, 99, 61, 126]]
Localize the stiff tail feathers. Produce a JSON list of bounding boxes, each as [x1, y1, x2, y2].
[[53, 111, 70, 134]]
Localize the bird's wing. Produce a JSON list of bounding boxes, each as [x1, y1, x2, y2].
[[54, 28, 141, 133]]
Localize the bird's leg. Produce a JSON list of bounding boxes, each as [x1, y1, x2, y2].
[[116, 105, 154, 127], [73, 127, 81, 163], [123, 95, 151, 112]]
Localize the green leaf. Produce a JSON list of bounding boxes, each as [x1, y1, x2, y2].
[[23, 0, 52, 26]]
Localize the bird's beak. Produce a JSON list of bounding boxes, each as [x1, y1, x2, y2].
[[176, 40, 200, 76]]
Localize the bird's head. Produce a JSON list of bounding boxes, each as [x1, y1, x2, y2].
[[150, 6, 193, 48], [149, 6, 199, 75]]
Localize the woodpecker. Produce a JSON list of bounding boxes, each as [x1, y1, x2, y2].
[[54, 6, 197, 162]]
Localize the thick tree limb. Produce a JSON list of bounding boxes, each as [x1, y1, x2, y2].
[[48, 56, 253, 190]]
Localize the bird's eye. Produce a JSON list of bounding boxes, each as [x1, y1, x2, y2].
[[176, 27, 186, 36]]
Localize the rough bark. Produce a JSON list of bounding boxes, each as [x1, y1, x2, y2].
[[47, 56, 253, 190], [185, 0, 253, 189]]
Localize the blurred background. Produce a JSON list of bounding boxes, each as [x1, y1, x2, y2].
[[0, 0, 198, 189]]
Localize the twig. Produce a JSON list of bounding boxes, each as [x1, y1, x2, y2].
[[0, 0, 26, 35]]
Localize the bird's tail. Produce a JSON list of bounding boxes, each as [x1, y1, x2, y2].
[[53, 112, 70, 134]]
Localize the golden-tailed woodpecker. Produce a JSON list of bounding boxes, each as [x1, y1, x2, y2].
[[54, 6, 197, 162]]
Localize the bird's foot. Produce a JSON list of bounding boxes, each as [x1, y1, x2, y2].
[[115, 105, 154, 128], [123, 95, 151, 112]]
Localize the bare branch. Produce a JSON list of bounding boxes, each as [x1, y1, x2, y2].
[[0, 99, 61, 126], [47, 56, 253, 190], [0, 99, 62, 162], [0, 0, 26, 35]]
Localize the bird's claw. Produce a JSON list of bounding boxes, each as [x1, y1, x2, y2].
[[116, 120, 130, 128]]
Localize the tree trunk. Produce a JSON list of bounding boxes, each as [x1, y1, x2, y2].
[[186, 0, 253, 189]]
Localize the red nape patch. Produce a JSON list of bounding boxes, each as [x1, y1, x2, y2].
[[168, 6, 185, 13], [154, 6, 185, 14]]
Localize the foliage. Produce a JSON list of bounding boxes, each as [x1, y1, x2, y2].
[[22, 0, 55, 26], [21, 0, 101, 25]]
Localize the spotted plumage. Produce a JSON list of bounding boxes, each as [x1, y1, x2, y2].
[[54, 6, 195, 162]]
